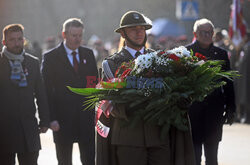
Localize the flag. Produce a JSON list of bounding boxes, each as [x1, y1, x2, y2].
[[228, 0, 247, 47]]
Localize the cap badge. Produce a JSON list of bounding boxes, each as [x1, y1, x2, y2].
[[133, 13, 140, 19]]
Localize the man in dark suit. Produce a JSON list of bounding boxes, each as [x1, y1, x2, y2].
[[186, 18, 236, 165], [0, 24, 50, 165], [98, 11, 195, 165], [41, 18, 98, 165]]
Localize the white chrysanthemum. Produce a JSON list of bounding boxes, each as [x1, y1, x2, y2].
[[133, 52, 157, 74], [167, 46, 191, 58], [155, 56, 170, 66], [146, 51, 158, 58]]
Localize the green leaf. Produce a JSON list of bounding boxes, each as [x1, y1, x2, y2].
[[129, 97, 149, 108], [67, 86, 110, 96]]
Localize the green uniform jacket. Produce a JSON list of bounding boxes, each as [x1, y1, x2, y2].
[[97, 47, 196, 165]]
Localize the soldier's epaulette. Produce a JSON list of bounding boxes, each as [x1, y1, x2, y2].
[[105, 51, 128, 65], [146, 48, 155, 53], [105, 52, 120, 60]]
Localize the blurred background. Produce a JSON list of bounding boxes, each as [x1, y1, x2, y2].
[[1, 0, 250, 120], [1, 0, 250, 122], [0, 0, 249, 52]]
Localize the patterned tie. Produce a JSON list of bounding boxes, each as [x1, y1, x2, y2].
[[71, 51, 78, 72], [135, 51, 141, 58]]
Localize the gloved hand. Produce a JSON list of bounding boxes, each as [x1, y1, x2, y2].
[[223, 111, 235, 125]]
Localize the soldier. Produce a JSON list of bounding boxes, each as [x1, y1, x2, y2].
[[97, 10, 195, 165]]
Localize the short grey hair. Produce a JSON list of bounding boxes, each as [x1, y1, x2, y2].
[[62, 18, 84, 32], [193, 18, 214, 32]]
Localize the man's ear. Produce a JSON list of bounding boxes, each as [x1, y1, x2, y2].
[[62, 32, 66, 39], [193, 32, 197, 38], [120, 31, 125, 38]]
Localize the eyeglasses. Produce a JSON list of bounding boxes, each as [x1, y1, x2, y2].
[[199, 30, 213, 36]]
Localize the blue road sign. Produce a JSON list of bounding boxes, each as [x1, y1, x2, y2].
[[176, 1, 199, 21]]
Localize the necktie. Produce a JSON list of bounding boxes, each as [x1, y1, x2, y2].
[[135, 51, 141, 58], [71, 51, 78, 72]]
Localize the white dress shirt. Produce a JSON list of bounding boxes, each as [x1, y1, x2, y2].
[[63, 42, 80, 66], [125, 46, 145, 58]]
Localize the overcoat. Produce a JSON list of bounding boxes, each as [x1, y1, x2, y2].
[[41, 43, 98, 144], [0, 53, 50, 153], [186, 41, 236, 143]]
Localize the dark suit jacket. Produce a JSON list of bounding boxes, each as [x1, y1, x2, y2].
[[41, 43, 98, 144], [0, 53, 50, 153], [186, 41, 236, 143]]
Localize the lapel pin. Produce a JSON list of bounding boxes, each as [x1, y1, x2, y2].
[[83, 59, 87, 64]]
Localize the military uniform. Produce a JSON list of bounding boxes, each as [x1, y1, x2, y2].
[[100, 48, 170, 165], [97, 48, 195, 165], [96, 10, 195, 165]]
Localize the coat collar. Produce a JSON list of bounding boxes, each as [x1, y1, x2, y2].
[[193, 41, 214, 52], [63, 42, 79, 55], [124, 46, 145, 58], [119, 47, 150, 60]]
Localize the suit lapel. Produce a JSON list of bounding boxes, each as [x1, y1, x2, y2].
[[78, 47, 86, 65], [56, 43, 77, 74], [78, 47, 88, 74]]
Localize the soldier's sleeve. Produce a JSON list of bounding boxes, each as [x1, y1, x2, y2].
[[102, 59, 115, 80]]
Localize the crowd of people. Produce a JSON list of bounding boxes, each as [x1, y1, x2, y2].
[[0, 9, 249, 165]]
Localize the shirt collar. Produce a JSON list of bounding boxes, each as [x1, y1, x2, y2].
[[63, 41, 79, 55], [125, 46, 145, 58]]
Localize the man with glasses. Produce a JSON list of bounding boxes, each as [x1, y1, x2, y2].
[[186, 18, 236, 165]]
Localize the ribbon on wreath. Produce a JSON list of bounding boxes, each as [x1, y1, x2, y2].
[[95, 100, 113, 138]]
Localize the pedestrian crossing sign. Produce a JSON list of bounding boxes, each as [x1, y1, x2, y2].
[[176, 1, 199, 20]]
